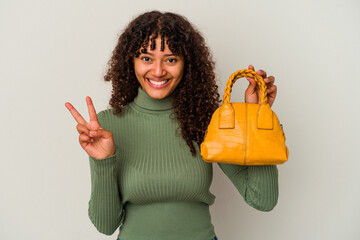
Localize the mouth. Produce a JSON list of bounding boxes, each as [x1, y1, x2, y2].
[[146, 78, 172, 88]]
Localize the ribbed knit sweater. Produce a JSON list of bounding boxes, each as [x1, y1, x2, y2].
[[88, 87, 279, 240]]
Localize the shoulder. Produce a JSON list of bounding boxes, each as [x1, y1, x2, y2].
[[97, 108, 114, 119], [96, 106, 132, 128]]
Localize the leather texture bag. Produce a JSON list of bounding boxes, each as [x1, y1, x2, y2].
[[200, 69, 289, 165]]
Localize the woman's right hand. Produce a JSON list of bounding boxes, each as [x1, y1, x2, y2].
[[65, 96, 115, 159]]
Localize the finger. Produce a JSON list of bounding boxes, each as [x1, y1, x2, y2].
[[256, 69, 267, 79], [264, 76, 275, 87], [267, 85, 277, 94], [90, 128, 113, 139], [65, 102, 87, 124], [79, 133, 92, 144], [246, 65, 255, 82], [86, 96, 98, 122], [245, 75, 257, 87], [76, 123, 90, 135]]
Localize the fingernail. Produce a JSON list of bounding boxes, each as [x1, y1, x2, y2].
[[90, 130, 96, 136]]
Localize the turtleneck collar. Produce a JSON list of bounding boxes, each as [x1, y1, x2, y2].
[[131, 87, 174, 114]]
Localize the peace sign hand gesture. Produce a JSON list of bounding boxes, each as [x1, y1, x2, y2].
[[65, 97, 115, 159]]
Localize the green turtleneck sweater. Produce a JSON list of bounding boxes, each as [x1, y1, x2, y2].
[[88, 87, 278, 240]]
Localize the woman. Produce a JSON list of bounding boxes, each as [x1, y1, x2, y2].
[[65, 10, 278, 240]]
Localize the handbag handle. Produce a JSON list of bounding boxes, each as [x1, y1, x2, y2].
[[219, 69, 273, 130], [223, 69, 268, 105]]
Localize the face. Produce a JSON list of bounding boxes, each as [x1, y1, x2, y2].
[[133, 36, 185, 99]]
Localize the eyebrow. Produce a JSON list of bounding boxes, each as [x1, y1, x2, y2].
[[141, 52, 177, 57]]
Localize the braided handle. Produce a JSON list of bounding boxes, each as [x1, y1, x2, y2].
[[223, 69, 268, 105]]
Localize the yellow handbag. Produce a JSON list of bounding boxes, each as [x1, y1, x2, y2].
[[200, 69, 289, 165]]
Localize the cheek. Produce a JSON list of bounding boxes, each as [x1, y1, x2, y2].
[[174, 65, 185, 79], [134, 65, 148, 78]]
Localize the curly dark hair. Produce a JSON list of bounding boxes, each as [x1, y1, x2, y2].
[[104, 10, 221, 156]]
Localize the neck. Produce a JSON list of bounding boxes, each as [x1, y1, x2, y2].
[[131, 87, 174, 113]]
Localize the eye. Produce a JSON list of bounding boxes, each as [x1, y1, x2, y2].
[[141, 56, 151, 62], [166, 58, 177, 63]]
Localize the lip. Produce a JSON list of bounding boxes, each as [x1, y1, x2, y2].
[[146, 78, 172, 89]]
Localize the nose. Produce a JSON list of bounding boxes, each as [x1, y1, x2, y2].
[[151, 61, 166, 77]]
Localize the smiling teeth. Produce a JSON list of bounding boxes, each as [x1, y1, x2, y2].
[[149, 79, 169, 85]]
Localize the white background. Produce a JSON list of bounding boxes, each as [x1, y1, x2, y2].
[[1, 0, 359, 239]]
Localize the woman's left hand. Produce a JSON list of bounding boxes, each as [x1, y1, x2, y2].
[[244, 65, 277, 107]]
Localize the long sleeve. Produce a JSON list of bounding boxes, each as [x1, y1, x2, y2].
[[217, 163, 279, 211], [88, 154, 124, 235], [87, 110, 124, 235]]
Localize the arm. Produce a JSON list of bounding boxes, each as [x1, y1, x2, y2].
[[217, 163, 278, 211], [88, 153, 124, 235], [87, 110, 124, 235], [235, 65, 278, 210], [217, 66, 279, 211], [65, 98, 124, 234]]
